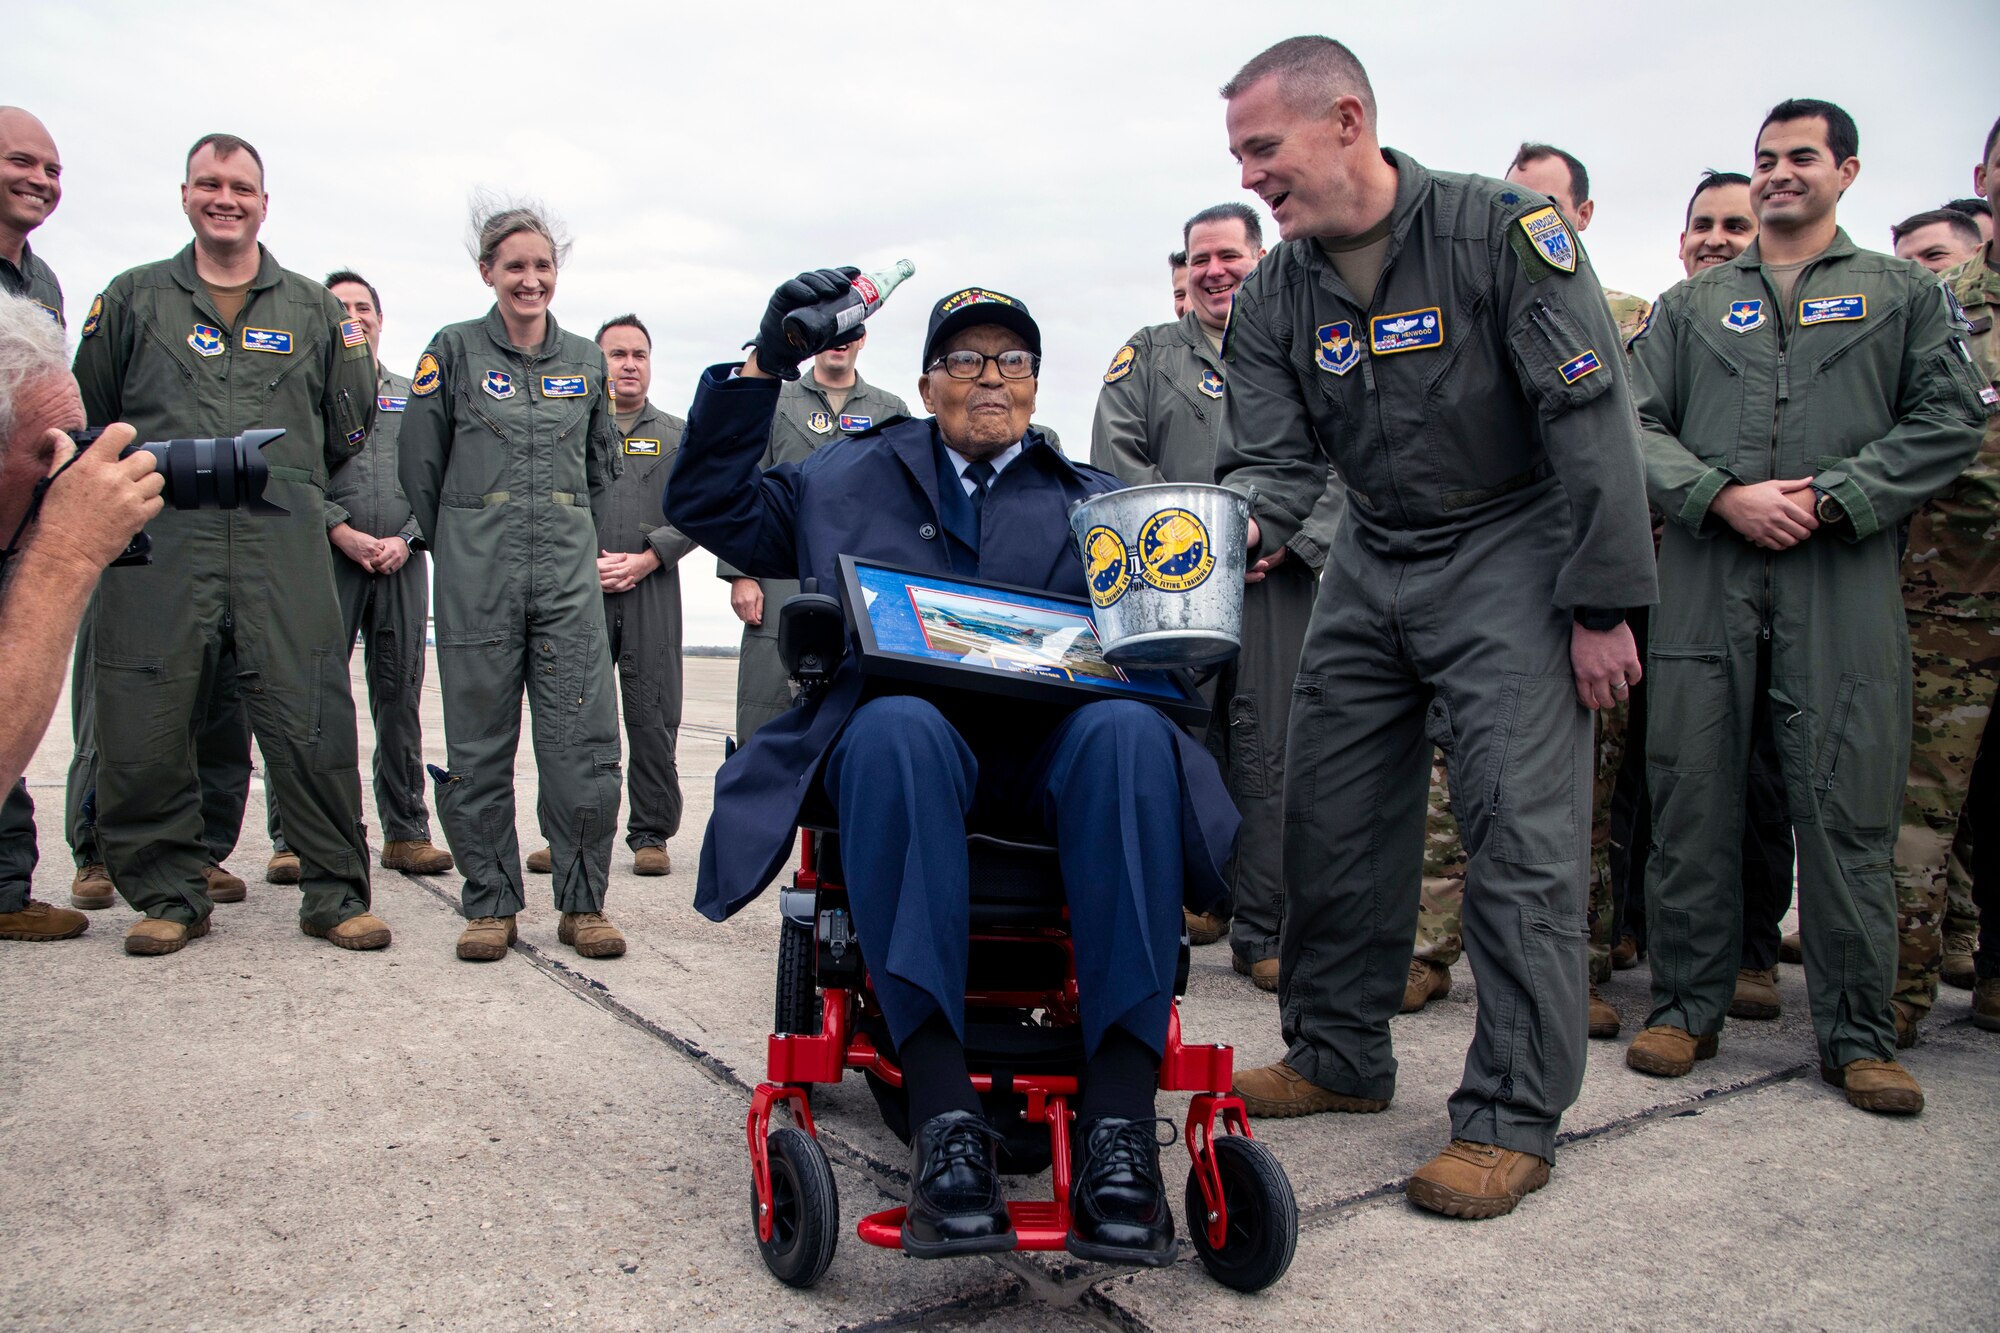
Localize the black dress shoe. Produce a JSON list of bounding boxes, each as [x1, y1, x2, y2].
[[1067, 1117, 1178, 1266], [901, 1110, 1015, 1258]]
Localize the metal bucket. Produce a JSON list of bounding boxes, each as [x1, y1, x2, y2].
[[1070, 483, 1248, 669]]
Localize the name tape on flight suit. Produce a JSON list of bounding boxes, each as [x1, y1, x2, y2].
[[241, 327, 293, 354], [541, 375, 587, 397], [1371, 308, 1443, 355], [1798, 295, 1865, 326], [624, 438, 662, 456]]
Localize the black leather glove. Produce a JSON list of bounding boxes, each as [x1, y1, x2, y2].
[[749, 267, 859, 381]]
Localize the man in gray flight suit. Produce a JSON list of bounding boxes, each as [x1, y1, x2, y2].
[[1215, 38, 1657, 1219], [1092, 201, 1342, 984], [266, 271, 453, 882], [1625, 99, 1989, 1113], [721, 333, 908, 742], [73, 133, 384, 955]]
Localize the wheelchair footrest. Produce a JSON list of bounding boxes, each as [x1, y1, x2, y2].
[[856, 1201, 1072, 1252]]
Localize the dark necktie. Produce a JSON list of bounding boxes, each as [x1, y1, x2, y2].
[[964, 460, 995, 538]]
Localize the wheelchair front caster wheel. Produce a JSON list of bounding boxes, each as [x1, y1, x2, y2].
[[1185, 1135, 1298, 1292], [755, 1126, 840, 1287]]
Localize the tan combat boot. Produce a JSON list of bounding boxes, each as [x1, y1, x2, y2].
[[1626, 1025, 1718, 1077], [1183, 908, 1227, 946], [1821, 1058, 1923, 1115], [1402, 958, 1451, 1013], [632, 846, 671, 877], [125, 916, 210, 956], [70, 863, 115, 910], [1778, 932, 1803, 965], [1231, 952, 1279, 993], [1406, 1140, 1551, 1220], [1588, 985, 1621, 1039], [0, 900, 90, 941], [1890, 999, 1921, 1050], [381, 840, 454, 874], [1610, 934, 1641, 970], [263, 853, 299, 886], [456, 915, 517, 961], [1971, 979, 2000, 1032], [1730, 967, 1781, 1020], [302, 912, 393, 951], [1940, 930, 1976, 990], [559, 911, 626, 958], [205, 863, 249, 902], [1233, 1060, 1389, 1117], [525, 847, 553, 874]]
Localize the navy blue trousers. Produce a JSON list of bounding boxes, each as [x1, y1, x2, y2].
[[823, 694, 1187, 1060]]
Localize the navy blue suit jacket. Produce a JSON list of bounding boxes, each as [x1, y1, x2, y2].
[[666, 365, 1238, 921]]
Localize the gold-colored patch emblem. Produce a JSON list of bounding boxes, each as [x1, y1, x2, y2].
[[1083, 526, 1132, 607], [1137, 508, 1214, 593]]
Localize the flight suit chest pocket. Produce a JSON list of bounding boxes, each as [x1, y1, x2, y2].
[[1485, 673, 1585, 865], [1643, 645, 1728, 774], [1509, 300, 1614, 416]]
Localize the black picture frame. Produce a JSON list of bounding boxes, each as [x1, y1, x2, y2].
[[838, 555, 1210, 728]]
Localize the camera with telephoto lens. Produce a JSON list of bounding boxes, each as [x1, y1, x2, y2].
[[66, 426, 290, 566]]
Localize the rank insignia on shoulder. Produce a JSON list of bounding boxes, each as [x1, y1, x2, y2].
[[1798, 295, 1865, 326], [483, 369, 515, 400], [1559, 349, 1602, 384], [81, 295, 104, 338], [1104, 345, 1136, 384], [188, 324, 224, 358], [411, 353, 442, 396], [838, 413, 872, 432], [241, 327, 293, 354], [1519, 206, 1578, 274], [377, 395, 408, 412], [1199, 367, 1224, 398], [541, 374, 587, 397], [1316, 321, 1359, 375], [807, 409, 833, 433], [1722, 300, 1766, 334], [624, 437, 662, 456], [341, 320, 368, 349], [1371, 308, 1443, 355]]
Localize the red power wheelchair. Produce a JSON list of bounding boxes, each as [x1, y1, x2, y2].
[[740, 588, 1299, 1292]]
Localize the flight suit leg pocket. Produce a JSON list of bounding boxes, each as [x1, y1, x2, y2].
[[1225, 693, 1270, 801], [1516, 904, 1589, 1109], [1487, 674, 1583, 866], [91, 653, 171, 756], [1813, 673, 1901, 835], [1644, 646, 1728, 774], [1284, 674, 1326, 823]]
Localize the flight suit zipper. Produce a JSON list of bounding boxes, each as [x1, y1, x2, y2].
[[1759, 268, 1795, 643]]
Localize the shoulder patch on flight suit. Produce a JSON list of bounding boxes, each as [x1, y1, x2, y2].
[[1371, 308, 1443, 355], [1558, 349, 1602, 384], [624, 437, 662, 456], [81, 294, 103, 338], [1518, 206, 1578, 274], [483, 369, 515, 400], [1316, 321, 1359, 375], [1798, 295, 1864, 326], [1199, 367, 1224, 398], [188, 324, 223, 357], [1722, 300, 1766, 334], [1104, 345, 1136, 384], [33, 300, 60, 325], [341, 319, 368, 348], [241, 327, 293, 354], [541, 374, 587, 397], [806, 410, 833, 434], [411, 353, 441, 396]]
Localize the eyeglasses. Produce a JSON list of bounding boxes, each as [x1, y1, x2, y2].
[[926, 349, 1041, 380]]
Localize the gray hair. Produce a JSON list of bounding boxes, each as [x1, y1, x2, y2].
[[1220, 35, 1376, 123], [466, 190, 573, 269], [0, 291, 71, 462]]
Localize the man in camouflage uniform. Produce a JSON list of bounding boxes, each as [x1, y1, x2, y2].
[[1894, 116, 2000, 1038]]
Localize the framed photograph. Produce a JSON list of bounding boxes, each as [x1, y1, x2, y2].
[[839, 556, 1209, 727]]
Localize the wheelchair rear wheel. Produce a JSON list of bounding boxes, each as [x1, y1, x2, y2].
[[755, 1126, 839, 1288], [1185, 1136, 1298, 1293]]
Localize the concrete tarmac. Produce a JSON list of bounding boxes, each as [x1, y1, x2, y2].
[[2, 655, 1994, 1330]]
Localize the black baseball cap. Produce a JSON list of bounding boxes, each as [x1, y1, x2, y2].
[[921, 287, 1042, 369]]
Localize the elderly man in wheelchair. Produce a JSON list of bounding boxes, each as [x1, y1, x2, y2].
[[667, 272, 1273, 1278]]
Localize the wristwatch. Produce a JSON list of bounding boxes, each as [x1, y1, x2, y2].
[[1811, 470, 1849, 526], [1572, 606, 1626, 632]]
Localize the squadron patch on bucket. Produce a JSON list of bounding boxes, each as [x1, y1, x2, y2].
[[1137, 508, 1214, 593], [1083, 525, 1133, 607]]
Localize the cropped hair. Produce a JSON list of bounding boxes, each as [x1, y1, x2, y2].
[[1891, 208, 1982, 248], [324, 270, 382, 314], [1684, 170, 1752, 225], [0, 292, 73, 462], [1169, 251, 1188, 269], [595, 313, 651, 348], [1509, 142, 1589, 210], [1183, 202, 1264, 251], [1758, 98, 1859, 165], [1221, 35, 1375, 122], [1943, 196, 1992, 220], [185, 133, 265, 187]]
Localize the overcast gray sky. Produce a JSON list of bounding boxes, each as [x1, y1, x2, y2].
[[17, 0, 1997, 644]]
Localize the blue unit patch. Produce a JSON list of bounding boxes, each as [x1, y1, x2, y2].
[[1722, 300, 1766, 334], [1559, 349, 1602, 384], [1371, 308, 1443, 355], [1199, 368, 1224, 399], [345, 426, 367, 446], [241, 327, 293, 354], [807, 410, 833, 434], [541, 374, 587, 397], [1798, 294, 1865, 326], [483, 369, 515, 400], [1315, 321, 1359, 375], [838, 413, 872, 432], [188, 324, 224, 358], [1519, 206, 1578, 274], [377, 395, 408, 412]]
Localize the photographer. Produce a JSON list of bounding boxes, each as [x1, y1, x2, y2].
[[0, 291, 161, 940]]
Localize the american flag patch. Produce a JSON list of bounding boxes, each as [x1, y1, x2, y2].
[[341, 320, 367, 348]]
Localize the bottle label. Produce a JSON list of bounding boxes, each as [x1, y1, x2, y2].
[[852, 274, 881, 306]]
